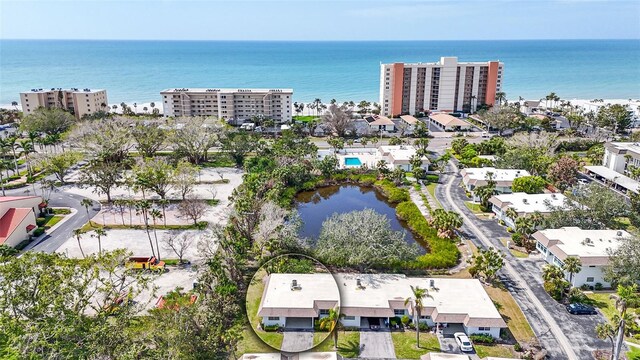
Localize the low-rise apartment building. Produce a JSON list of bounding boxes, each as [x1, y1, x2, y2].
[[489, 192, 568, 228], [603, 142, 640, 176], [20, 88, 108, 120], [380, 57, 504, 117], [378, 145, 430, 171], [0, 196, 43, 248], [364, 114, 395, 132], [461, 168, 531, 202], [318, 145, 429, 171], [160, 88, 293, 123], [258, 273, 506, 338], [533, 227, 632, 287], [584, 165, 640, 195]]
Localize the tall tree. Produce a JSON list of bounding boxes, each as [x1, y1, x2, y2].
[[319, 307, 343, 349], [597, 104, 633, 134], [562, 256, 582, 287], [404, 286, 429, 348], [131, 122, 166, 158], [548, 156, 580, 191], [20, 107, 75, 135], [170, 117, 223, 164], [322, 104, 354, 137], [37, 151, 83, 183], [173, 160, 199, 200], [79, 160, 127, 203]]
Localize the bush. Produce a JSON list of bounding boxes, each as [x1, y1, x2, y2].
[[396, 201, 460, 269], [594, 283, 603, 291], [418, 322, 429, 331], [555, 139, 602, 153], [469, 333, 495, 344], [511, 232, 524, 247], [506, 227, 514, 233], [425, 174, 440, 183], [569, 287, 587, 303], [32, 227, 45, 237], [401, 315, 410, 326], [374, 179, 410, 204], [514, 342, 523, 352], [36, 217, 47, 226], [262, 324, 280, 332]]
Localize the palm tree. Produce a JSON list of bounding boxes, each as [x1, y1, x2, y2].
[[495, 92, 507, 106], [149, 208, 163, 261], [505, 207, 518, 224], [158, 198, 169, 226], [430, 209, 462, 239], [0, 159, 10, 196], [143, 106, 148, 113], [92, 228, 106, 255], [611, 284, 639, 360], [81, 198, 94, 227], [150, 102, 155, 109], [312, 98, 322, 116], [20, 141, 36, 178], [6, 136, 19, 174], [73, 228, 85, 258], [319, 307, 343, 349], [404, 285, 428, 348], [112, 104, 118, 112], [541, 264, 564, 282], [562, 257, 582, 287], [11, 101, 18, 110], [135, 200, 156, 258]]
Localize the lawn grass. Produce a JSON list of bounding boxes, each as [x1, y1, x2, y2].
[[236, 328, 279, 355], [293, 115, 320, 123], [585, 292, 640, 344], [628, 346, 640, 360], [464, 201, 486, 214], [425, 182, 442, 208], [475, 344, 516, 358], [391, 331, 440, 359], [43, 215, 64, 229], [313, 331, 360, 357], [499, 237, 529, 258], [238, 269, 285, 352], [52, 208, 71, 215], [484, 285, 536, 344]]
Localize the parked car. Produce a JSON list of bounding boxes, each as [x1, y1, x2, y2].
[[454, 332, 474, 352], [566, 303, 597, 315]]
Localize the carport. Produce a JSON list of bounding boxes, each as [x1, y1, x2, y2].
[[285, 317, 313, 330]]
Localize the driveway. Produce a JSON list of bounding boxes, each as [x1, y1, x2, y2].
[[281, 331, 313, 353], [359, 330, 396, 358], [435, 158, 609, 360]]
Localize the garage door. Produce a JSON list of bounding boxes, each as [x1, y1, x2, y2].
[[285, 317, 313, 329]]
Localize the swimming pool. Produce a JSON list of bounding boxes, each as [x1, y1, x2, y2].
[[344, 157, 362, 166]]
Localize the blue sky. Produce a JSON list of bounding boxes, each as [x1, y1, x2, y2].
[[1, 0, 639, 40]]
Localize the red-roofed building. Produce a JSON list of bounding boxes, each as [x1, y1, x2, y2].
[[0, 196, 42, 247]]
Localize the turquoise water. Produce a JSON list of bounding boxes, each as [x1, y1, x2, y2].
[[344, 157, 362, 166], [1, 40, 639, 105]]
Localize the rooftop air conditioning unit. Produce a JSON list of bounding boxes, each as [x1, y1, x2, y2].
[[551, 194, 557, 199], [356, 278, 363, 289], [430, 279, 435, 288], [523, 199, 528, 204], [290, 279, 301, 291], [617, 231, 623, 236]]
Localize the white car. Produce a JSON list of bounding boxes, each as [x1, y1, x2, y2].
[[454, 332, 474, 352]]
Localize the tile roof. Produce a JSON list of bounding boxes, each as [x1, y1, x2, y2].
[[0, 208, 33, 245]]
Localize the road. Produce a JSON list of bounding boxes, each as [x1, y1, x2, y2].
[[6, 180, 100, 254], [437, 159, 580, 360]]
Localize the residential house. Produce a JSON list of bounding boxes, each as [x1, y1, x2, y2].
[[399, 115, 420, 133], [428, 113, 473, 131], [489, 192, 568, 228], [377, 145, 430, 171], [533, 227, 632, 287], [258, 273, 506, 338], [461, 168, 531, 202], [364, 115, 395, 132], [0, 196, 43, 248]]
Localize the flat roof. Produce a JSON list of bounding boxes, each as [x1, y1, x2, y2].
[[383, 57, 502, 67], [489, 192, 568, 214], [584, 165, 640, 194], [421, 353, 470, 360], [0, 196, 41, 203], [21, 88, 105, 94], [462, 168, 530, 186], [378, 145, 429, 163], [258, 273, 340, 317], [429, 113, 472, 127], [533, 227, 631, 265], [606, 142, 640, 156], [258, 273, 505, 327], [161, 88, 293, 94]]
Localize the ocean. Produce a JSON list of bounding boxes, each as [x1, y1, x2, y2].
[[1, 39, 639, 105]]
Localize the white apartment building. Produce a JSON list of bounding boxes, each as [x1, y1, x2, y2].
[[380, 57, 504, 117], [533, 227, 632, 287], [489, 192, 568, 228], [20, 88, 108, 120], [160, 88, 293, 123], [317, 145, 429, 171], [258, 273, 506, 338], [461, 168, 531, 202], [603, 142, 640, 175]]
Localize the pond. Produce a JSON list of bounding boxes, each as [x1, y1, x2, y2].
[[294, 184, 419, 245]]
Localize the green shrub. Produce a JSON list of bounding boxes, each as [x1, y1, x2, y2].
[[469, 333, 495, 344], [374, 179, 410, 204], [401, 315, 410, 326], [595, 283, 603, 291], [511, 232, 524, 247], [425, 174, 440, 183], [32, 227, 45, 237], [36, 217, 47, 226], [514, 342, 522, 352], [262, 324, 280, 332], [396, 201, 460, 269], [506, 227, 514, 233]]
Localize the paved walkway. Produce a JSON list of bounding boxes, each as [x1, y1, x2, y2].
[[281, 331, 314, 353], [359, 331, 396, 358], [409, 187, 431, 219]]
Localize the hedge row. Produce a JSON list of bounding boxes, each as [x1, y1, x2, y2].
[[555, 139, 602, 153], [395, 201, 460, 269], [374, 179, 410, 204]]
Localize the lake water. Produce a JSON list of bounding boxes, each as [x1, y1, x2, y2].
[[294, 184, 418, 245]]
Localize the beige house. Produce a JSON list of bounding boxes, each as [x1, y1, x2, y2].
[[428, 113, 473, 131], [258, 273, 506, 338], [461, 167, 531, 202], [0, 196, 43, 248], [20, 88, 108, 120], [364, 114, 395, 132], [377, 145, 430, 171], [160, 88, 293, 123]]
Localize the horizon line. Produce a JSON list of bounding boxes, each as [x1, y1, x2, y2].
[[2, 38, 639, 42]]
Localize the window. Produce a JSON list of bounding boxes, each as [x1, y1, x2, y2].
[[586, 277, 595, 282], [343, 316, 355, 320], [478, 327, 491, 331], [420, 315, 431, 319], [394, 309, 405, 316], [267, 317, 279, 321]]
